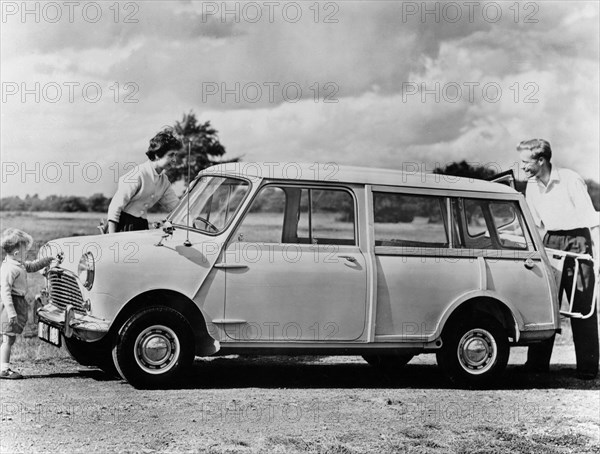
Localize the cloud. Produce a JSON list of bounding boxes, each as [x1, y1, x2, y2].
[[1, 1, 598, 198], [0, 2, 236, 57]]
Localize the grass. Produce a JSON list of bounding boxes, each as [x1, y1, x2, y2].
[[9, 335, 70, 361]]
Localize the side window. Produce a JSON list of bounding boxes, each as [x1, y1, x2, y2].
[[464, 199, 488, 238], [234, 186, 286, 243], [373, 193, 448, 247], [460, 199, 493, 250], [297, 188, 356, 245], [490, 201, 528, 250], [455, 198, 529, 250]]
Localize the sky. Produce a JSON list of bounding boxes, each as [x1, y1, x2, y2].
[[1, 0, 599, 197]]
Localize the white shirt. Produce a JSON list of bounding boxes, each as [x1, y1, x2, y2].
[[525, 166, 599, 231], [108, 160, 180, 222]]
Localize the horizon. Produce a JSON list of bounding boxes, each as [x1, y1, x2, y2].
[[2, 156, 600, 199]]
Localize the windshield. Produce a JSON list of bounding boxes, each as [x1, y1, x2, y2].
[[170, 176, 250, 234]]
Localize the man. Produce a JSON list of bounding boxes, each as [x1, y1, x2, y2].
[[517, 138, 599, 379]]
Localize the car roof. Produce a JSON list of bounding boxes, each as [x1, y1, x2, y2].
[[202, 162, 518, 194]]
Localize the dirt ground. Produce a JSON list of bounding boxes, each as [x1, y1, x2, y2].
[[0, 345, 598, 454]]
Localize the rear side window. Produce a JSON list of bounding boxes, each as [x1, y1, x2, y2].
[[490, 201, 529, 250], [453, 199, 529, 250], [373, 193, 448, 248]]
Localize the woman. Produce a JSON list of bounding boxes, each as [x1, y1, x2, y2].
[[107, 130, 182, 233]]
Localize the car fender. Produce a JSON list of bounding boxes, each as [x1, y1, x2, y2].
[[435, 290, 524, 342]]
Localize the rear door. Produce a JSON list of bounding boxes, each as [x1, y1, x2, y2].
[[372, 189, 470, 340], [372, 188, 556, 341]]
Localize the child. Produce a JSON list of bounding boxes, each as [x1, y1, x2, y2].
[[1, 228, 54, 379]]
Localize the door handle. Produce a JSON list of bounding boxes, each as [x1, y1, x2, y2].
[[214, 263, 249, 270], [339, 255, 357, 263], [523, 258, 535, 270]]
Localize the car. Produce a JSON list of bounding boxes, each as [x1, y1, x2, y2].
[[36, 162, 560, 388]]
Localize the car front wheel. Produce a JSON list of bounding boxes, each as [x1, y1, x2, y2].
[[436, 317, 509, 388], [112, 306, 194, 389]]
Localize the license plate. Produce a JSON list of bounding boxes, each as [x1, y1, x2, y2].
[[38, 321, 61, 347]]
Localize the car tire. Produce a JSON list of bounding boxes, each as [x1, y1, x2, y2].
[[436, 317, 509, 388], [362, 353, 413, 371], [112, 306, 195, 389], [64, 336, 118, 377]]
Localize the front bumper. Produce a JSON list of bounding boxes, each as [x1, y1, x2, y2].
[[37, 301, 110, 342], [36, 266, 111, 342]]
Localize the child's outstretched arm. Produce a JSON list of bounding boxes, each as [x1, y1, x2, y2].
[[23, 257, 54, 273]]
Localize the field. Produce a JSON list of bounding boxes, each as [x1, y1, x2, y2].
[[0, 212, 598, 453]]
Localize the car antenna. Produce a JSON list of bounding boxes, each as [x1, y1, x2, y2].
[[183, 139, 192, 247]]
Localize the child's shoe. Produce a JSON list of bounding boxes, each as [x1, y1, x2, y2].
[[0, 368, 23, 379]]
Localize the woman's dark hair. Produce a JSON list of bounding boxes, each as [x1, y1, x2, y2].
[[146, 129, 182, 160]]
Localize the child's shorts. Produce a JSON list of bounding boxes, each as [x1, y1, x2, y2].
[[0, 295, 29, 336]]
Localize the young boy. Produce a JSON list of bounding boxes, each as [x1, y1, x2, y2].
[[1, 228, 54, 379]]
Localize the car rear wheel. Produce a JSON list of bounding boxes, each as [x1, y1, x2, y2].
[[436, 317, 509, 388], [64, 336, 118, 376], [112, 306, 195, 389]]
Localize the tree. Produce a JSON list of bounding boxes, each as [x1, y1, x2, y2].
[[88, 193, 110, 213], [434, 160, 527, 193], [433, 160, 497, 180], [166, 111, 240, 184], [57, 196, 88, 212], [0, 196, 27, 211]]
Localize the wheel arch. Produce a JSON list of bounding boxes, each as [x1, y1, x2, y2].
[[438, 292, 522, 343], [109, 289, 219, 356]]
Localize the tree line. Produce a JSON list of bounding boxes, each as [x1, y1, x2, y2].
[[3, 160, 597, 213], [1, 193, 112, 213]]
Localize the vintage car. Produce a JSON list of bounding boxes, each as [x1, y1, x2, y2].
[[37, 163, 560, 388]]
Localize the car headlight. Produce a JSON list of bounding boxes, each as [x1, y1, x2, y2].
[[77, 252, 95, 290]]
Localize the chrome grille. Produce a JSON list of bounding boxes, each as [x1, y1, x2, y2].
[[47, 269, 85, 313]]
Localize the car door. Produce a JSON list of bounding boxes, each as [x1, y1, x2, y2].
[[455, 197, 556, 329], [372, 189, 469, 340], [221, 184, 368, 342]]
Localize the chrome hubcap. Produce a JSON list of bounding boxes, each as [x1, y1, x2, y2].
[[135, 325, 180, 374], [457, 328, 497, 375]]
